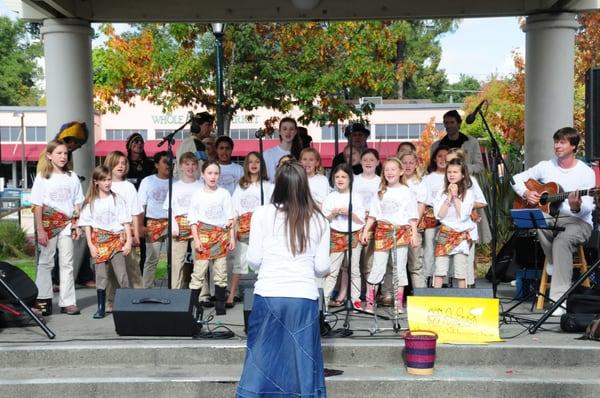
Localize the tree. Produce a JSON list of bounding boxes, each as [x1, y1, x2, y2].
[[0, 17, 42, 106], [92, 21, 456, 130], [439, 74, 482, 103]]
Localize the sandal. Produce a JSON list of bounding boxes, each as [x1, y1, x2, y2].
[[328, 299, 344, 307]]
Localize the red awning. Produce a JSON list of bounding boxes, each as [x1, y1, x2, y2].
[[1, 143, 47, 161]]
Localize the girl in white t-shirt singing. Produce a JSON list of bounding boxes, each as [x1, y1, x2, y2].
[[322, 163, 364, 311], [189, 161, 236, 315], [263, 117, 303, 181], [432, 158, 477, 289], [31, 140, 84, 316], [228, 152, 274, 307], [300, 147, 330, 207], [79, 166, 132, 319], [360, 157, 419, 314], [420, 145, 449, 285]]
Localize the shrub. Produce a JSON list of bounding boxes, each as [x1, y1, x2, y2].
[[0, 221, 34, 258]]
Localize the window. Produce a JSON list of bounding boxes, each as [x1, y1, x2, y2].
[[105, 129, 148, 140], [373, 124, 427, 140], [321, 126, 345, 141], [0, 126, 22, 142], [229, 128, 255, 140], [26, 126, 46, 142], [155, 129, 187, 140]]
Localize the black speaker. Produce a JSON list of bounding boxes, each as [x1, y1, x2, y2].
[[586, 67, 600, 161], [113, 288, 198, 336], [0, 261, 38, 305]]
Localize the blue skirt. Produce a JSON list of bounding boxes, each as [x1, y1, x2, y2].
[[236, 295, 327, 398]]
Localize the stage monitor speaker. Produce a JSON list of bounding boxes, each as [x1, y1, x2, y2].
[[586, 67, 600, 161], [113, 288, 198, 336], [0, 261, 37, 305], [412, 288, 493, 298]]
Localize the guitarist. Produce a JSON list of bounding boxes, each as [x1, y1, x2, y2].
[[512, 127, 595, 316]]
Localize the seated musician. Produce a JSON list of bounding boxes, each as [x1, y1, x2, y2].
[[512, 127, 595, 316]]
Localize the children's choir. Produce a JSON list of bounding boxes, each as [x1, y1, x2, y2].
[[32, 117, 487, 318]]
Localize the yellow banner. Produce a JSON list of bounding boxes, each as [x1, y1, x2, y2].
[[407, 296, 503, 344]]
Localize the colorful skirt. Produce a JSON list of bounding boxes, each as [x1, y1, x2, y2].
[[236, 212, 252, 243], [236, 295, 326, 398], [330, 229, 361, 253], [195, 222, 229, 261], [374, 221, 412, 252], [91, 228, 124, 264], [174, 215, 192, 241], [434, 225, 471, 256], [417, 206, 438, 231], [41, 205, 70, 239], [146, 218, 168, 242]]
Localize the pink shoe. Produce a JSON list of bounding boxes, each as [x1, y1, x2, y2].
[[352, 300, 362, 311], [365, 285, 376, 313]]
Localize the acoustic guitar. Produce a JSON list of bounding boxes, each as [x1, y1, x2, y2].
[[513, 179, 600, 216]]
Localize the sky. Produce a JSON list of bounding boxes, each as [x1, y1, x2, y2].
[[1, 1, 524, 84]]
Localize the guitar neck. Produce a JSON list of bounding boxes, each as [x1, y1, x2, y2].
[[547, 188, 597, 203]]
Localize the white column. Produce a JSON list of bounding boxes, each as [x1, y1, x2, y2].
[[41, 19, 94, 189], [522, 13, 579, 168]]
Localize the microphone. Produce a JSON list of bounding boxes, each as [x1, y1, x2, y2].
[[255, 129, 268, 139], [465, 100, 487, 125]]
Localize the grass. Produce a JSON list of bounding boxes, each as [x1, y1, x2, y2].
[[6, 257, 168, 282]]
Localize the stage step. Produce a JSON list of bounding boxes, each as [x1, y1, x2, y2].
[[1, 342, 600, 397]]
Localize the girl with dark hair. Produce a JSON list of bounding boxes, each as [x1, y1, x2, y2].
[[236, 161, 330, 398], [79, 166, 132, 319], [421, 145, 449, 284], [432, 159, 476, 289], [126, 133, 155, 189], [262, 117, 303, 181], [322, 163, 364, 311]]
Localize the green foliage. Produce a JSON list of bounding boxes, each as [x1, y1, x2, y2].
[[0, 221, 34, 258], [0, 17, 43, 106], [93, 20, 457, 128]]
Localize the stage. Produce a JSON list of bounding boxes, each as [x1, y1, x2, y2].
[[1, 280, 599, 397]]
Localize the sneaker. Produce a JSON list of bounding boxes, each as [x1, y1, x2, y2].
[[60, 305, 81, 315], [352, 300, 362, 311], [549, 306, 566, 317]]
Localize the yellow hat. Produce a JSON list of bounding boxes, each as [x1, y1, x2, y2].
[[55, 121, 88, 145]]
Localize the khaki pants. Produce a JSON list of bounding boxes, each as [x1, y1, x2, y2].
[[407, 242, 426, 288], [537, 216, 592, 302], [107, 248, 143, 305], [171, 239, 194, 289], [190, 256, 228, 289], [142, 238, 166, 288], [324, 246, 362, 302], [96, 252, 129, 290]]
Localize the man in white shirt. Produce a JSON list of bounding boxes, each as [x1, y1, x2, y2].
[[512, 127, 595, 316]]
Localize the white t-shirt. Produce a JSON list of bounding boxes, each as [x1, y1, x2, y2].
[[422, 172, 445, 207], [406, 176, 428, 204], [111, 180, 143, 217], [263, 145, 290, 182], [218, 163, 244, 195], [513, 159, 595, 225], [79, 194, 131, 233], [353, 174, 380, 217], [433, 188, 476, 255], [163, 180, 203, 217], [232, 181, 274, 216], [187, 187, 234, 228], [368, 185, 418, 225], [248, 204, 330, 299], [322, 190, 365, 232], [31, 172, 84, 236], [138, 175, 169, 219], [308, 174, 330, 206]]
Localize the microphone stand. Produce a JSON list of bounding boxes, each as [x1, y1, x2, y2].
[[158, 116, 192, 289], [471, 108, 515, 298], [255, 129, 267, 206]]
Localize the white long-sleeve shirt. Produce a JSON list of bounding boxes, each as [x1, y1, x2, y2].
[[512, 159, 595, 225], [248, 205, 330, 299]]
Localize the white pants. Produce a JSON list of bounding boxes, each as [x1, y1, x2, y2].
[[422, 227, 438, 278], [323, 246, 362, 301], [367, 247, 408, 287], [227, 241, 249, 274], [36, 234, 76, 307]]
